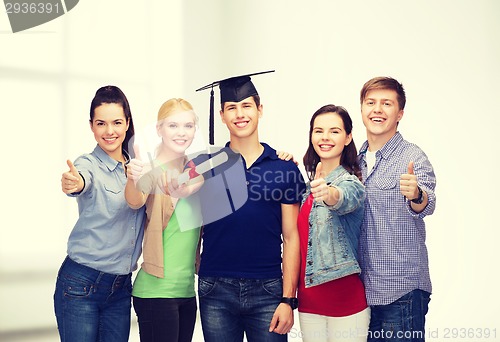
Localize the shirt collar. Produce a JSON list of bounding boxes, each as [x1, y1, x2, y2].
[[223, 142, 277, 165], [92, 145, 125, 171], [258, 143, 278, 161], [360, 132, 403, 160]]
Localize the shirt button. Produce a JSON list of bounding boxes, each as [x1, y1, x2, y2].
[[246, 181, 249, 185], [307, 260, 313, 265], [308, 240, 312, 246]]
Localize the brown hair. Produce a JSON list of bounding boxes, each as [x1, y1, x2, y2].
[[89, 85, 136, 157], [360, 77, 406, 110], [303, 104, 362, 181]]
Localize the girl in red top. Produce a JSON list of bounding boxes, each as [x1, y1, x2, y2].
[[298, 105, 370, 342]]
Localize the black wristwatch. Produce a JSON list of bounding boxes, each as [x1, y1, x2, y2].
[[411, 186, 424, 204], [280, 297, 298, 310]]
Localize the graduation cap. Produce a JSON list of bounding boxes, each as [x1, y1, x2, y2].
[[196, 70, 275, 145]]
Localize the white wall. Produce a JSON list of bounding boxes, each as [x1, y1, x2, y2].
[[1, 0, 499, 340]]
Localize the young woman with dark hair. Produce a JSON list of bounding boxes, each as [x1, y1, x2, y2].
[[55, 85, 145, 342], [298, 104, 369, 342]]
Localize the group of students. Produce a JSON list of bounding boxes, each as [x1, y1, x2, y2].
[[54, 73, 436, 342]]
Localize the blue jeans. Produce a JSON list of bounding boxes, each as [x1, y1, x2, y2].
[[198, 277, 287, 342], [53, 256, 133, 342], [368, 290, 431, 342], [132, 296, 197, 342]]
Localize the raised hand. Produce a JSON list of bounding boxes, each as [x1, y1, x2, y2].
[[61, 159, 83, 194], [400, 161, 419, 201], [159, 167, 180, 196], [127, 143, 150, 183], [126, 158, 144, 182], [310, 162, 329, 203]]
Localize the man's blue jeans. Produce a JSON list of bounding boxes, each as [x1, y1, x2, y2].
[[53, 256, 133, 342], [368, 289, 431, 342], [198, 277, 288, 342]]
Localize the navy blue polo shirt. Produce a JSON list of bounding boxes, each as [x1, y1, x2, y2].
[[193, 143, 306, 279]]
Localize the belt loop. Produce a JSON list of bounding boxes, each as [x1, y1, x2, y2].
[[95, 272, 104, 292], [112, 273, 129, 290]]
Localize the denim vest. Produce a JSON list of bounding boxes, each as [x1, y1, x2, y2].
[[302, 166, 365, 288]]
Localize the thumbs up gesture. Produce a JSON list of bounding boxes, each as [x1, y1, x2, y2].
[[126, 143, 150, 183], [310, 162, 330, 204], [399, 161, 419, 200], [126, 158, 145, 182], [61, 160, 84, 194]]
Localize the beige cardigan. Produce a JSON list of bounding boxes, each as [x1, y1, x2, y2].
[[136, 167, 175, 278]]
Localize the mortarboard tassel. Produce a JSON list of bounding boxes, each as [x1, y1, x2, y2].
[[209, 87, 214, 145]]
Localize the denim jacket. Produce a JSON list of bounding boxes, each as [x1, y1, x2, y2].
[[302, 165, 365, 288]]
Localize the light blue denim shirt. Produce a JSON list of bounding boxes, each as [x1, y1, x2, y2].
[[301, 165, 365, 288], [67, 145, 145, 275]]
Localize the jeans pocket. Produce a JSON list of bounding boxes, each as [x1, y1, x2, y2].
[[261, 278, 283, 298], [61, 274, 93, 299], [198, 277, 217, 298]]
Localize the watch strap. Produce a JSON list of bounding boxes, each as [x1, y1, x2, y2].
[[411, 186, 424, 204], [280, 297, 298, 310]]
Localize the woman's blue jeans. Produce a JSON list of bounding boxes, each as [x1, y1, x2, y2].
[[53, 256, 133, 342], [368, 289, 431, 342], [198, 277, 288, 342]]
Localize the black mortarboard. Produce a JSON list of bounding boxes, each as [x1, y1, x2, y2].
[[196, 70, 275, 145]]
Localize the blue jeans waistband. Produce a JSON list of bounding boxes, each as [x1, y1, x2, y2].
[[61, 256, 131, 288]]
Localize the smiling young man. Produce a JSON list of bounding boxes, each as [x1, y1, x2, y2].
[[193, 72, 305, 342], [357, 77, 437, 342]]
